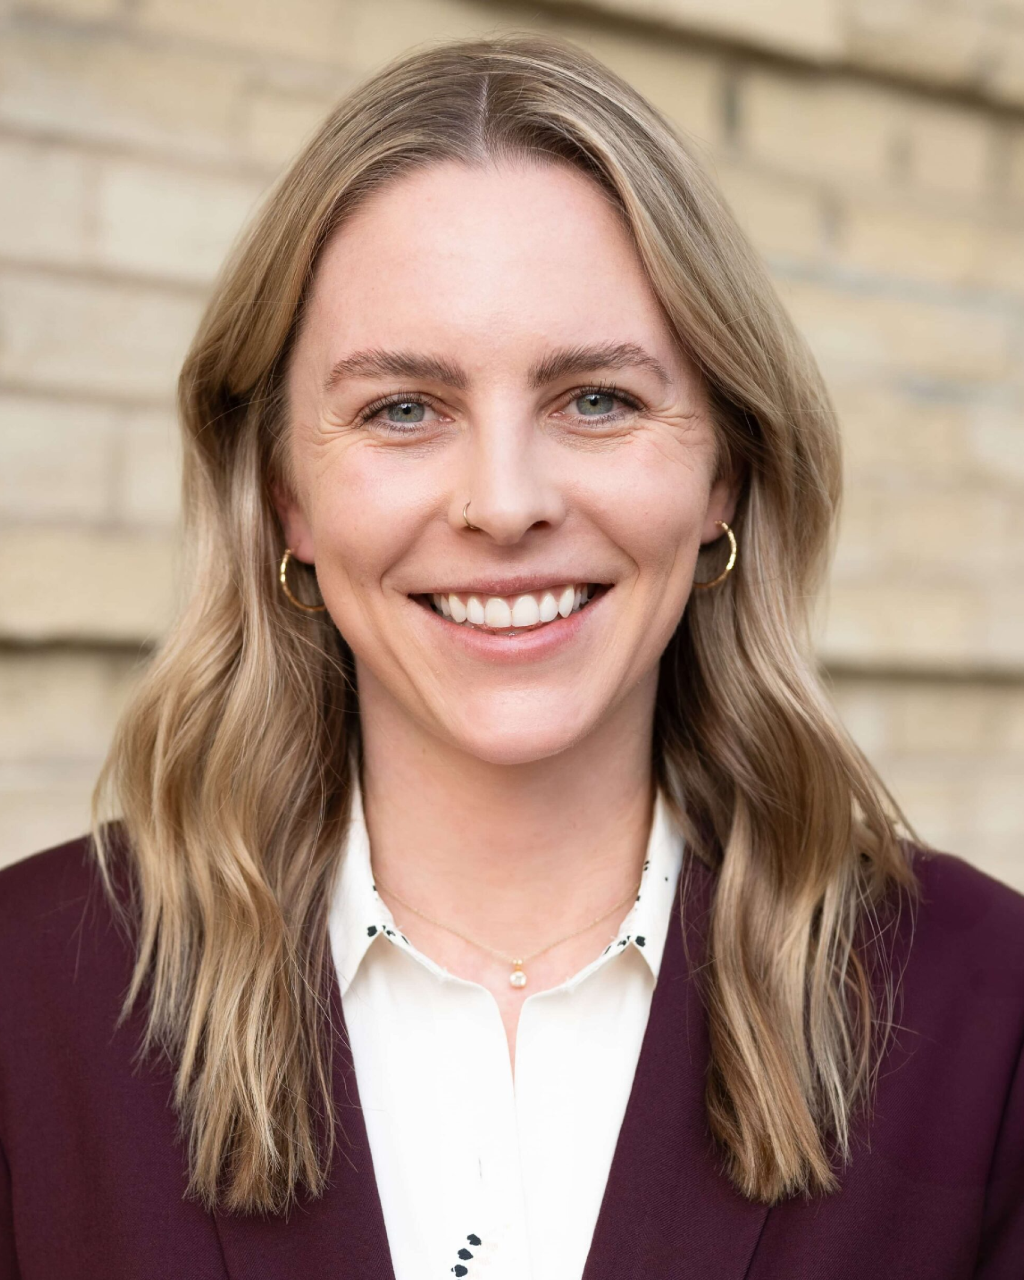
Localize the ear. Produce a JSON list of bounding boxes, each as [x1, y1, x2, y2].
[[270, 478, 316, 564], [701, 462, 743, 545]]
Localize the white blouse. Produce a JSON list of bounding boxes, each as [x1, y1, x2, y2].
[[328, 782, 684, 1280]]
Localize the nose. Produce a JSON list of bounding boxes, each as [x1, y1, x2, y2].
[[453, 416, 566, 545]]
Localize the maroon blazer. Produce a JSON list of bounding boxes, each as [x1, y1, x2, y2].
[[1, 832, 1022, 1279]]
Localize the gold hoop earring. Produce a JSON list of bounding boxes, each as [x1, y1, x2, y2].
[[279, 548, 327, 613], [462, 501, 480, 531], [693, 521, 738, 590]]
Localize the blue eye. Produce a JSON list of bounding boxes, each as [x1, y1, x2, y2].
[[576, 391, 617, 416], [358, 394, 439, 435], [382, 400, 426, 424], [568, 385, 642, 423]]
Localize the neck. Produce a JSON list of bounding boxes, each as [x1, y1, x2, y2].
[[356, 674, 657, 958]]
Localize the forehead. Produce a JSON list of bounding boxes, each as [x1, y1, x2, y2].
[[300, 158, 680, 370]]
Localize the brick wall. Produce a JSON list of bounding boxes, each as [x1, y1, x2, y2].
[[548, 0, 1024, 104], [1, 0, 1022, 890]]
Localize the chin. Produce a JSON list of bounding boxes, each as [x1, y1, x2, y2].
[[439, 703, 599, 767]]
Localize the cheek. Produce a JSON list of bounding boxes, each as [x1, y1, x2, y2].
[[586, 443, 707, 581], [308, 449, 430, 592]]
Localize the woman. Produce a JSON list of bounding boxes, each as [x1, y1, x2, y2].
[[0, 31, 1021, 1280]]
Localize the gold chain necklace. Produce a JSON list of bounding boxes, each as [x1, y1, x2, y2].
[[371, 872, 643, 989]]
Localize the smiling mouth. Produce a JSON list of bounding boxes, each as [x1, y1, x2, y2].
[[413, 582, 609, 633]]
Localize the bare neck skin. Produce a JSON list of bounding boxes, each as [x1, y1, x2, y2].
[[359, 661, 658, 1071]]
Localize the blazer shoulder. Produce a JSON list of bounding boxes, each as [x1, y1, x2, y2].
[[0, 828, 137, 999], [899, 843, 1024, 996], [1, 831, 105, 925], [908, 844, 1024, 936], [1, 827, 94, 894]]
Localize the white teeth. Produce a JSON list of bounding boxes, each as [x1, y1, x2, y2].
[[430, 583, 600, 631], [511, 594, 540, 627], [484, 596, 513, 628]]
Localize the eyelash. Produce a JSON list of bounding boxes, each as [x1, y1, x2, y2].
[[357, 381, 644, 434]]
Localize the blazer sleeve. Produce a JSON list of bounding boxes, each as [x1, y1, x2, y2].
[[0, 1134, 18, 1280], [975, 1033, 1024, 1278]]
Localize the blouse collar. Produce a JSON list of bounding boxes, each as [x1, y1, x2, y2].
[[329, 776, 684, 998]]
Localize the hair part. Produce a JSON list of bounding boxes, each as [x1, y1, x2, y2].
[[92, 30, 919, 1215]]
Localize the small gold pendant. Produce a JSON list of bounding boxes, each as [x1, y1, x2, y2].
[[509, 961, 527, 988]]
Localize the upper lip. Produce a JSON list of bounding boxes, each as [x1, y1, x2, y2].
[[412, 575, 609, 598]]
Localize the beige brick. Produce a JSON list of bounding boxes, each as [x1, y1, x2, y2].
[[0, 138, 93, 268], [847, 0, 990, 88], [1007, 126, 1024, 203], [977, 768, 1024, 840], [0, 649, 136, 764], [990, 23, 1024, 106], [832, 383, 970, 482], [778, 277, 1016, 383], [242, 88, 338, 169], [968, 403, 1024, 486], [0, 29, 246, 160], [995, 696, 1024, 759], [987, 578, 1024, 667], [0, 527, 177, 642], [827, 679, 890, 756], [566, 0, 844, 59], [0, 270, 202, 401], [135, 0, 356, 64], [981, 846, 1024, 898], [0, 394, 118, 521], [836, 676, 1024, 759], [118, 407, 182, 526], [885, 683, 999, 754], [558, 26, 725, 150], [15, 0, 124, 15], [820, 580, 980, 667], [834, 200, 984, 287], [715, 162, 825, 262], [834, 487, 1018, 579], [95, 158, 265, 284], [884, 765, 980, 851], [899, 100, 994, 199], [347, 0, 516, 72], [0, 768, 98, 871], [739, 71, 902, 186], [972, 223, 1024, 297], [1002, 688, 1024, 753]]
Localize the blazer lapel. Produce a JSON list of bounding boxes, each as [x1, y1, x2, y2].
[[583, 858, 770, 1280], [213, 967, 396, 1280]]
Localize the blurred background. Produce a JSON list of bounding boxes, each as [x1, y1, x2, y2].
[[1, 0, 1022, 890]]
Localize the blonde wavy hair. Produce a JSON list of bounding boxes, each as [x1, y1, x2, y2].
[[92, 31, 919, 1216]]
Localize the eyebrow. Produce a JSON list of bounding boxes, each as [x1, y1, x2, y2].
[[323, 341, 672, 393]]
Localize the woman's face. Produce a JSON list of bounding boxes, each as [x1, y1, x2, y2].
[[278, 158, 736, 765]]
